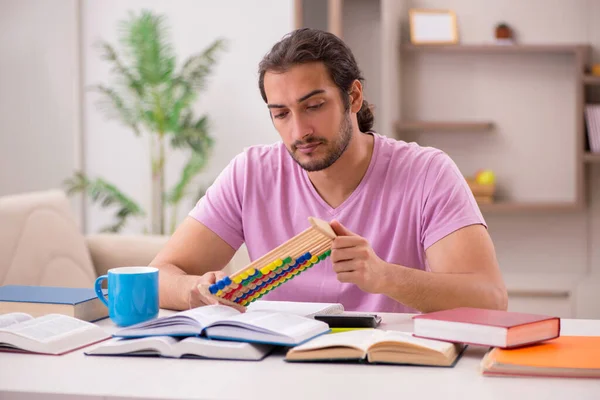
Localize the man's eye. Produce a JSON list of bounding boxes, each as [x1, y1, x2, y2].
[[307, 103, 323, 111], [274, 111, 289, 119]]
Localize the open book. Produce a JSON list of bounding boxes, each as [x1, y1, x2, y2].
[[0, 312, 110, 355], [85, 336, 273, 361], [114, 305, 330, 346], [285, 329, 465, 367]]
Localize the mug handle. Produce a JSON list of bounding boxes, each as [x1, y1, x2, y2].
[[94, 275, 109, 307]]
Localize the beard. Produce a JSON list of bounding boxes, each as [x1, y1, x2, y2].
[[287, 113, 353, 172]]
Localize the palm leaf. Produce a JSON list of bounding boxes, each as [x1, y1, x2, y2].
[[179, 38, 227, 91], [97, 41, 144, 97], [92, 84, 141, 136], [167, 152, 210, 205], [170, 115, 213, 154], [119, 10, 175, 85], [64, 172, 145, 232], [165, 79, 195, 133]]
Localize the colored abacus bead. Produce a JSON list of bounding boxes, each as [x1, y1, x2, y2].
[[209, 284, 218, 295]]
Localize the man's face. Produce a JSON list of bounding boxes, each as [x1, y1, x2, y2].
[[263, 62, 352, 172]]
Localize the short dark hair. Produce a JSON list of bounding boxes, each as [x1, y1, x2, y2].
[[258, 28, 374, 132]]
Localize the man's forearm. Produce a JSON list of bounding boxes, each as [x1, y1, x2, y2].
[[156, 264, 201, 311], [379, 263, 508, 313]]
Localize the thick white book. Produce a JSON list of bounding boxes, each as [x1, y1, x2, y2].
[[85, 336, 272, 361], [113, 305, 330, 346], [0, 312, 110, 355]]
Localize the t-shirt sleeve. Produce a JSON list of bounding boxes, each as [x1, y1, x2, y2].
[[420, 152, 487, 250], [188, 152, 246, 250]]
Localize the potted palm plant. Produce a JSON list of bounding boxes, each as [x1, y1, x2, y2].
[[66, 10, 226, 235]]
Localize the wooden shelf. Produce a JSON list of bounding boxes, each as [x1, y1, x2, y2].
[[401, 43, 588, 55], [395, 121, 493, 133], [583, 74, 600, 85], [478, 202, 582, 213], [583, 152, 600, 163], [503, 272, 583, 298]]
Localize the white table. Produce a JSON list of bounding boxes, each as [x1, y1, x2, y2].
[[1, 312, 599, 400]]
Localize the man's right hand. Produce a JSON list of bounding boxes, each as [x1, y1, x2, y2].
[[188, 271, 247, 313]]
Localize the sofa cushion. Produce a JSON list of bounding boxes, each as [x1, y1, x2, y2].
[[0, 190, 96, 287], [86, 234, 169, 277]]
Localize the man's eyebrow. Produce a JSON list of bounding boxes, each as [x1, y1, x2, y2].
[[267, 89, 326, 109]]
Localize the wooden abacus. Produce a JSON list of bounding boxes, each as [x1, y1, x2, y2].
[[209, 217, 337, 307]]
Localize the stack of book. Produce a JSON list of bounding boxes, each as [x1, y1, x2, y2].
[[411, 307, 600, 378], [0, 284, 342, 360], [85, 302, 339, 361]]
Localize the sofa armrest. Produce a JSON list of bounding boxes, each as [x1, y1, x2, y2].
[[86, 234, 169, 277]]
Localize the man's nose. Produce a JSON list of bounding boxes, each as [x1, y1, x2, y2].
[[291, 114, 313, 141]]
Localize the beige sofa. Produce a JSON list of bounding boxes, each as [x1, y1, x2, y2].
[[0, 190, 248, 288]]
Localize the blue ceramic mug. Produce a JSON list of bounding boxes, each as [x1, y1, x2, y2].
[[94, 266, 159, 327]]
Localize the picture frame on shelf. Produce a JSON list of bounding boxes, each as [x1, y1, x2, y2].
[[409, 9, 458, 45]]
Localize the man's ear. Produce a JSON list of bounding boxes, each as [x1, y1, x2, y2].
[[349, 80, 363, 113]]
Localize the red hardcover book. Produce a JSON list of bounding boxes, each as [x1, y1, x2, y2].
[[412, 307, 560, 348]]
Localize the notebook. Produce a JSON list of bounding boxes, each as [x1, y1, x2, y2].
[[0, 312, 110, 355], [0, 285, 108, 322], [114, 305, 330, 346], [246, 300, 344, 317], [85, 336, 273, 361], [481, 336, 600, 378], [285, 329, 465, 367], [412, 307, 560, 348]]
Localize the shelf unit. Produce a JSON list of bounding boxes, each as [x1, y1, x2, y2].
[[400, 43, 590, 213], [583, 152, 600, 163], [395, 121, 493, 133], [583, 74, 600, 85], [402, 43, 589, 55], [478, 202, 583, 214]]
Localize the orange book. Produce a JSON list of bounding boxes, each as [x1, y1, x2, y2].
[[481, 336, 600, 378]]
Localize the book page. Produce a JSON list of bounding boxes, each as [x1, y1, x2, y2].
[[86, 336, 179, 357], [180, 305, 240, 326], [0, 314, 93, 342], [115, 305, 241, 338], [0, 313, 32, 329], [291, 329, 377, 352], [376, 331, 456, 352]]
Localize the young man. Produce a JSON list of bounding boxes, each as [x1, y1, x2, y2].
[[150, 28, 507, 314]]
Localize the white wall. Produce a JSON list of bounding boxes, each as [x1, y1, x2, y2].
[[81, 0, 293, 233], [0, 0, 82, 223]]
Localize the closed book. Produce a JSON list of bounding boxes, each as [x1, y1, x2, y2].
[[481, 336, 600, 378], [412, 307, 560, 348], [0, 285, 108, 322]]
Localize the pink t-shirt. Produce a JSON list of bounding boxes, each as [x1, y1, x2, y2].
[[189, 133, 485, 313]]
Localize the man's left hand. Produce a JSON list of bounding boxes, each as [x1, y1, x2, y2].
[[329, 220, 387, 293]]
